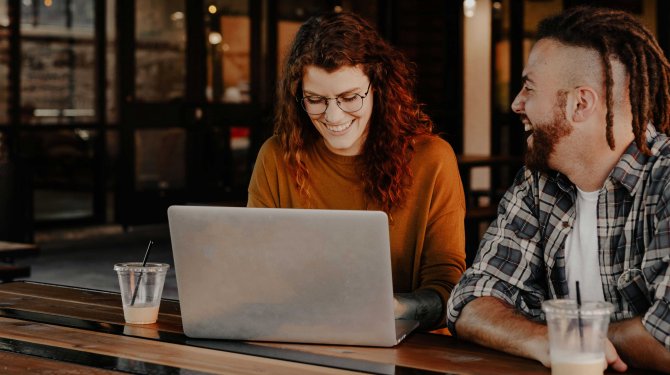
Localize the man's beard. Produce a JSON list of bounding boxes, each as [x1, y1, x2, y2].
[[524, 91, 572, 172]]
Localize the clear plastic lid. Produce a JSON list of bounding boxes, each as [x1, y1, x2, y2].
[[113, 262, 170, 273], [542, 299, 613, 317]]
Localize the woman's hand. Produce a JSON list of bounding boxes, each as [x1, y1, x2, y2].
[[393, 290, 443, 329]]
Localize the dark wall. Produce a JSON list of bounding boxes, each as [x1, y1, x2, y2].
[[385, 0, 463, 153]]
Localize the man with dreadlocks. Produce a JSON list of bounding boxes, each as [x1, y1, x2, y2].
[[446, 6, 670, 372]]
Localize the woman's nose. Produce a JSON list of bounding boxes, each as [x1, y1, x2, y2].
[[323, 99, 346, 122]]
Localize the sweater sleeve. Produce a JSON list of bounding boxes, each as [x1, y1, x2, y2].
[[413, 138, 467, 328], [247, 137, 281, 208]]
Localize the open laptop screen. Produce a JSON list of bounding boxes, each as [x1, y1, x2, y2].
[[168, 206, 413, 347]]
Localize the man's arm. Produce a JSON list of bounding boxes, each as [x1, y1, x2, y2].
[[609, 317, 670, 371], [610, 179, 670, 371], [457, 297, 628, 371], [455, 296, 551, 365]]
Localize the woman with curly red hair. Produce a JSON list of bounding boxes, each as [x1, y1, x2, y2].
[[247, 11, 465, 330]]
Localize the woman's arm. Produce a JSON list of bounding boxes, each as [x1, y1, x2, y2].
[[407, 137, 467, 329], [394, 290, 443, 329], [247, 137, 282, 207]]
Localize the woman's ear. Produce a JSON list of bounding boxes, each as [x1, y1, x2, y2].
[[571, 86, 599, 122]]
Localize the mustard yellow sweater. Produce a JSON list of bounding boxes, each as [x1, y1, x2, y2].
[[247, 135, 466, 326]]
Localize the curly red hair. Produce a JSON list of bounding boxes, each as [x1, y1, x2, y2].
[[275, 11, 434, 213]]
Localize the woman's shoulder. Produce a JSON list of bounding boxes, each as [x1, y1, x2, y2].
[[259, 134, 281, 151], [257, 135, 283, 158], [412, 134, 457, 162]]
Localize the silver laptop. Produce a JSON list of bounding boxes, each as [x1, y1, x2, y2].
[[167, 205, 419, 347]]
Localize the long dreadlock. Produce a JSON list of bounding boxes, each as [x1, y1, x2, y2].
[[537, 6, 670, 155]]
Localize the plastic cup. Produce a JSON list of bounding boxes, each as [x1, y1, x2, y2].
[[542, 299, 614, 375], [114, 262, 170, 324]]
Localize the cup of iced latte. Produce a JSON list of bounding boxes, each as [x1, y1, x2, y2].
[[114, 262, 170, 324], [542, 299, 613, 375]]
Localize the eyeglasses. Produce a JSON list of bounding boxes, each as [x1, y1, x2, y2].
[[298, 83, 371, 115]]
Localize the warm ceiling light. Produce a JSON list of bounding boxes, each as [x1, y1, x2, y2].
[[209, 32, 222, 45], [208, 5, 217, 14], [463, 0, 476, 18], [170, 11, 184, 21], [44, 0, 53, 7]]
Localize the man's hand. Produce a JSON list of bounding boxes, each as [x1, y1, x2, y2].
[[608, 317, 670, 372], [605, 339, 628, 372]]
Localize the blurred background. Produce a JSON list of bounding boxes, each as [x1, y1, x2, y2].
[[0, 0, 667, 289]]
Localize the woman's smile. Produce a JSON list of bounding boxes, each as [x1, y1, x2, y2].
[[322, 119, 355, 133]]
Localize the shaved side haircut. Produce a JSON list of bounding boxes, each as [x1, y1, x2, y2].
[[537, 6, 670, 154]]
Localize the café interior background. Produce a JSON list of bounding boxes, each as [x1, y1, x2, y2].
[[0, 0, 667, 244]]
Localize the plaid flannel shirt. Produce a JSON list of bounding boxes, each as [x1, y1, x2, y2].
[[447, 125, 670, 349]]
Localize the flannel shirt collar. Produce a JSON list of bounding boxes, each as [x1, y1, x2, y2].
[[609, 124, 658, 196], [537, 124, 659, 197]]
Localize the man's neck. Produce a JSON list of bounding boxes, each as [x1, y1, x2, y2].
[[564, 138, 633, 192]]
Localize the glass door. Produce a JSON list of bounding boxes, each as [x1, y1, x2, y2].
[[0, 0, 12, 240], [117, 0, 188, 225], [192, 0, 258, 204], [0, 0, 112, 241], [22, 0, 98, 225], [117, 0, 261, 226], [116, 0, 384, 227]]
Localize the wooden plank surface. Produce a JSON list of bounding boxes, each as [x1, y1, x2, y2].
[[252, 335, 550, 374], [0, 281, 180, 315], [0, 282, 552, 374], [0, 282, 659, 375], [0, 317, 358, 375], [0, 281, 181, 322], [0, 351, 121, 375]]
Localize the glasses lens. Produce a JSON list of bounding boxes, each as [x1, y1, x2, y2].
[[300, 95, 364, 114], [301, 97, 327, 115], [337, 95, 363, 113]]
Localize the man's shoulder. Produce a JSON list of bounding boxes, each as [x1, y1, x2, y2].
[[651, 133, 670, 161], [613, 131, 670, 200], [645, 132, 670, 178]]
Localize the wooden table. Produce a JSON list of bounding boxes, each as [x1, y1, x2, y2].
[[0, 282, 657, 374]]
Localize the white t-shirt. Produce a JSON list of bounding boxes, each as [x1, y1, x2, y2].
[[564, 187, 605, 302]]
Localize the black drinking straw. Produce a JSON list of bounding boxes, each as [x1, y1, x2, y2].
[[576, 281, 584, 348], [130, 240, 154, 306]]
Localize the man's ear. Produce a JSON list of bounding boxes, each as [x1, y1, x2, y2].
[[571, 86, 599, 122]]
